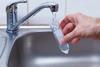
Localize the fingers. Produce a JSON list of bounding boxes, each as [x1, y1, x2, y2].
[[71, 38, 80, 44], [61, 29, 79, 44], [60, 16, 73, 29], [63, 23, 75, 35], [60, 13, 81, 45], [60, 20, 68, 29], [60, 15, 77, 29]]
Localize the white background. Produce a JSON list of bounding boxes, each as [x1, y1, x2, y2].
[[66, 0, 100, 17]]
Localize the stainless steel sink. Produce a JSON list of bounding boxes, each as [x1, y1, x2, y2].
[[8, 31, 100, 67]]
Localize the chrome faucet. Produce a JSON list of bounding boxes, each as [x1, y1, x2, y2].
[[2, 2, 58, 67], [6, 1, 58, 38]]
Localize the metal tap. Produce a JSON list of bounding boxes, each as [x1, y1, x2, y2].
[[6, 1, 59, 37]]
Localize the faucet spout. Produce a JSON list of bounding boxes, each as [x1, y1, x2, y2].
[[13, 3, 58, 30], [6, 2, 59, 36]]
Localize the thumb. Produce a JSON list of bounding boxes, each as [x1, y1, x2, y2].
[[61, 30, 78, 44]]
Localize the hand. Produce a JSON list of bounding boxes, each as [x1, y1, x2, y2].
[[60, 13, 100, 44]]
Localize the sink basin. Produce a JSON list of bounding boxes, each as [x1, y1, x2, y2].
[[8, 31, 100, 67]]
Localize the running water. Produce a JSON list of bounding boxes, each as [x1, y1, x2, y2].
[[50, 12, 69, 54]]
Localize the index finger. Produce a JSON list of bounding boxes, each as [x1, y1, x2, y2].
[[60, 16, 72, 29]]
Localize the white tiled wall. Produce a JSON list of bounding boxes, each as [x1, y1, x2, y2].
[[0, 0, 66, 25], [66, 0, 100, 17]]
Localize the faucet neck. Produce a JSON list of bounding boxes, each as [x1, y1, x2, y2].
[[6, 1, 27, 36], [6, 4, 18, 36], [6, 1, 58, 37]]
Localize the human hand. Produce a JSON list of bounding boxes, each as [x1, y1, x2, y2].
[[60, 13, 100, 44]]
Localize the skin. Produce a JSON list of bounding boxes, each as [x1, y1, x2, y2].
[[60, 13, 100, 45]]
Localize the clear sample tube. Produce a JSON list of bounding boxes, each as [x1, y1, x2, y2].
[[50, 12, 69, 54]]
